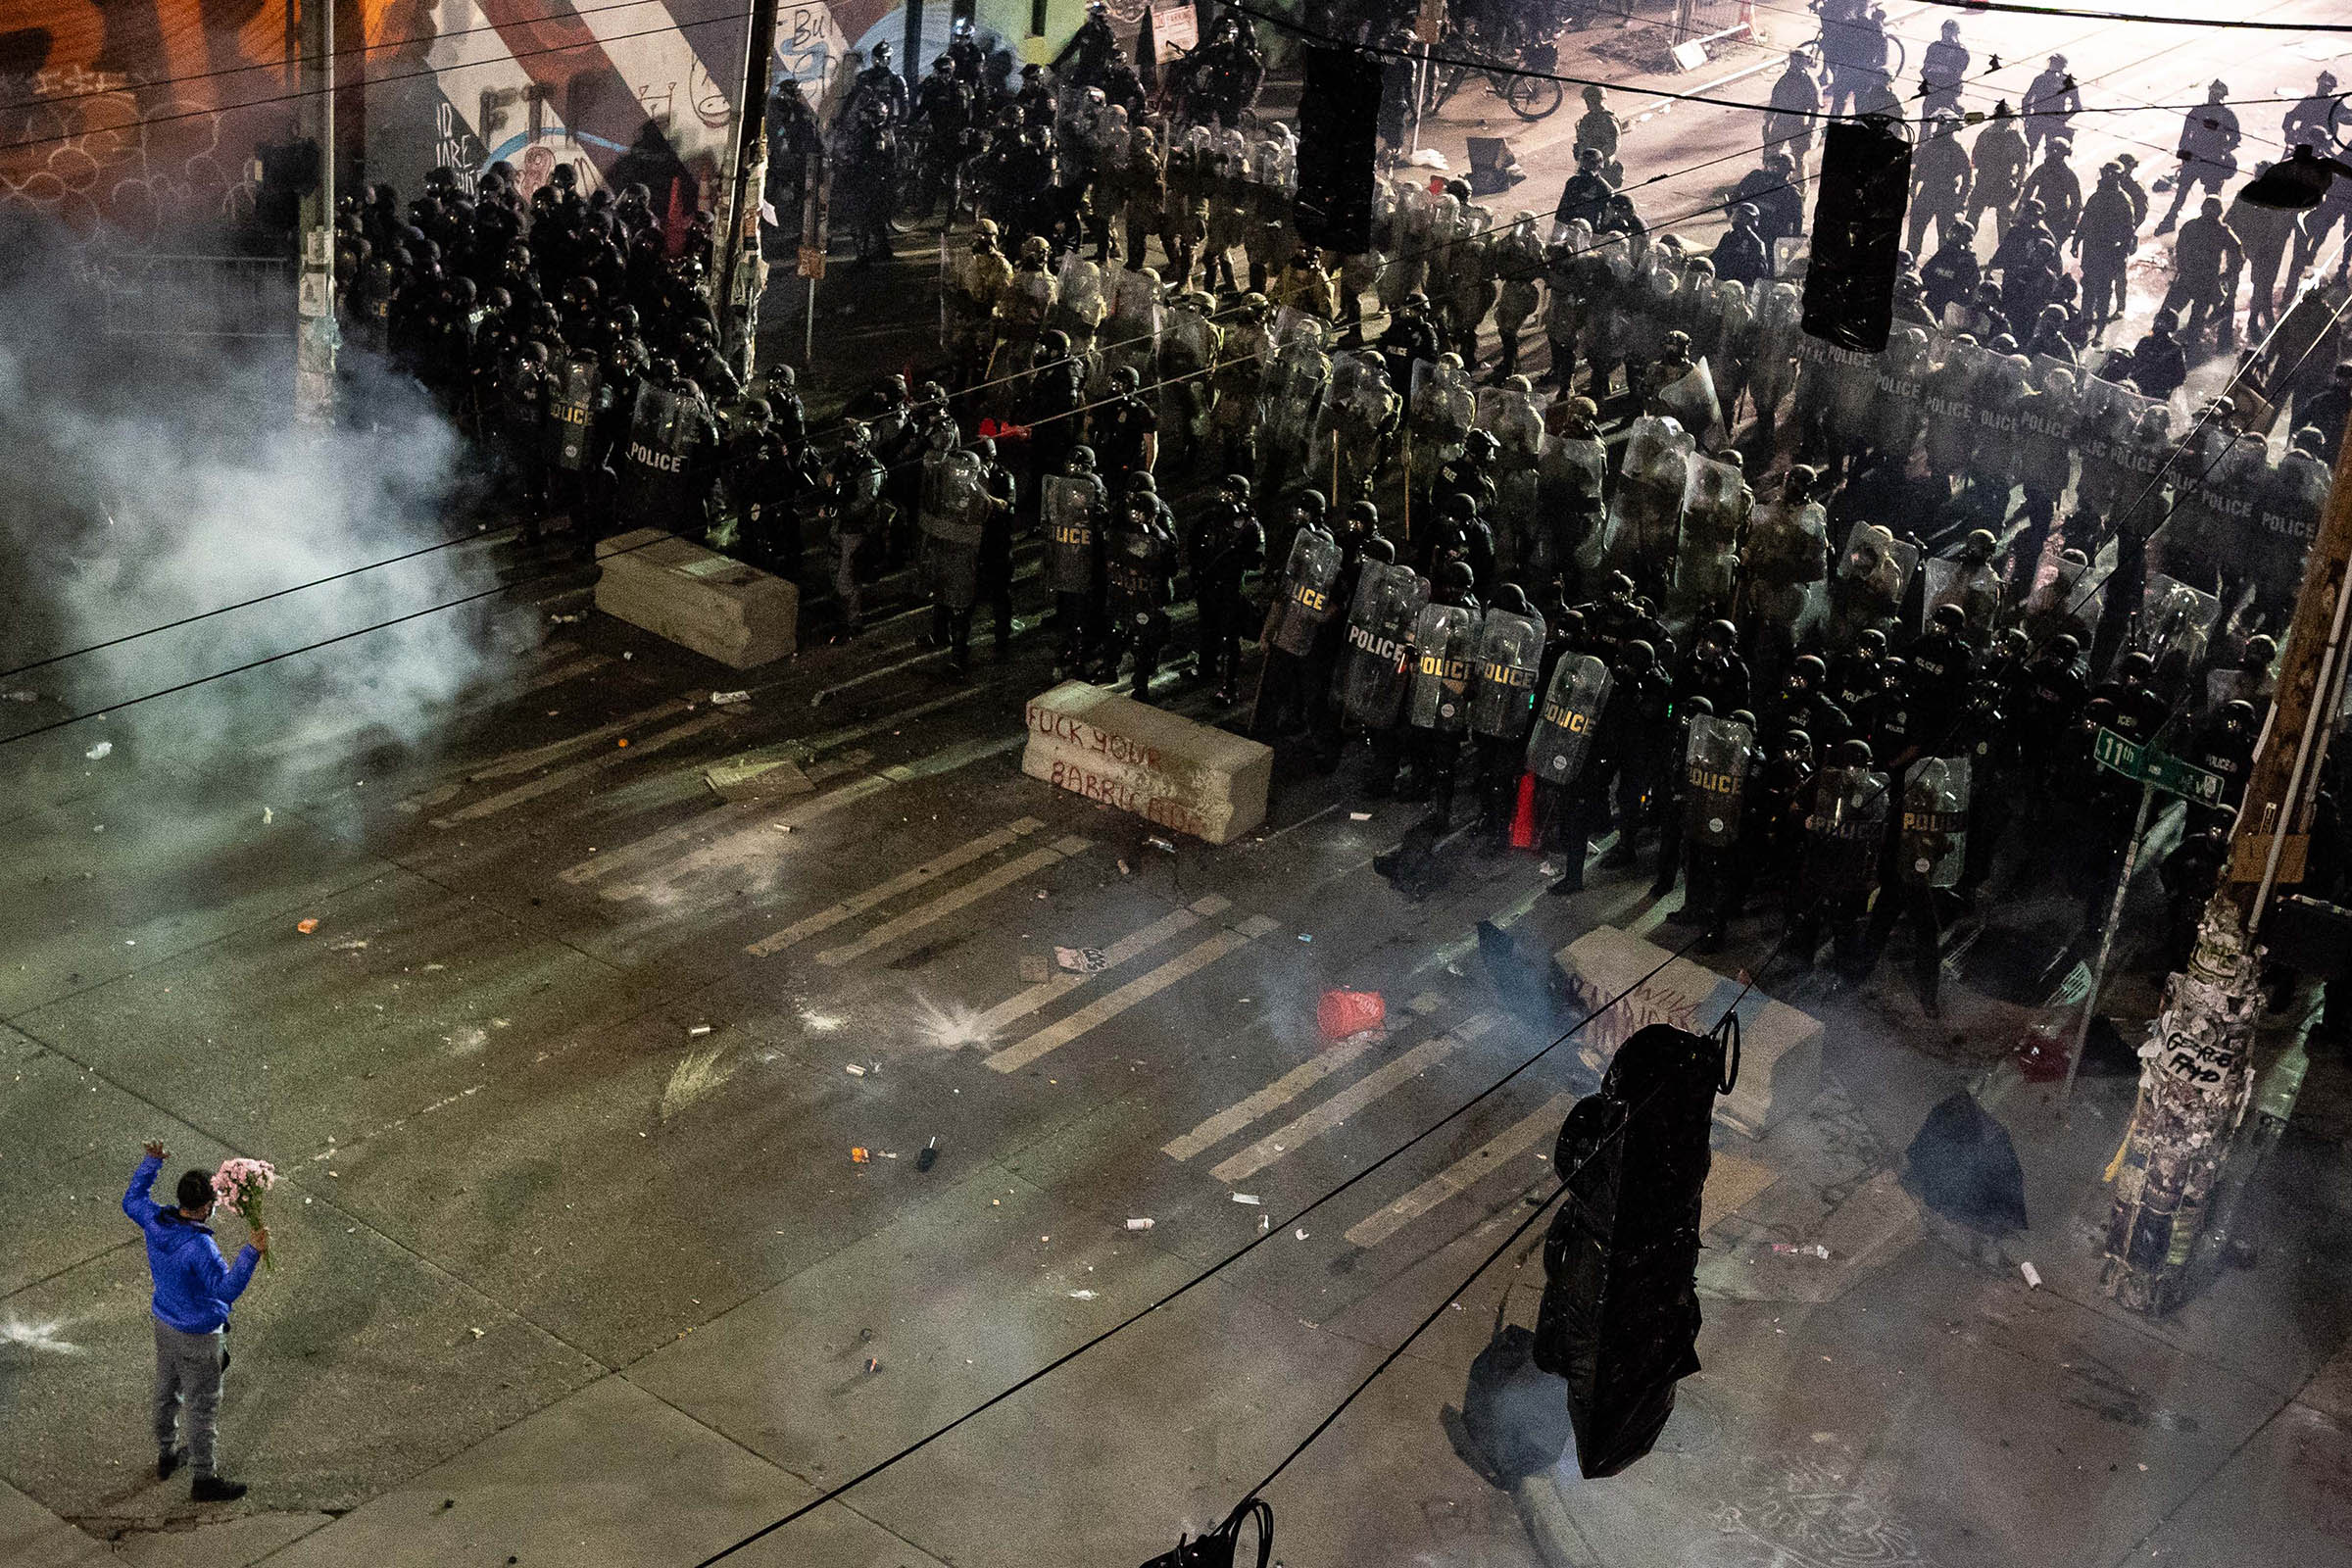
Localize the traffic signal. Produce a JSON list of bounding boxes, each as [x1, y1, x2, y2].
[[1295, 44, 1383, 255], [1532, 1022, 1733, 1477], [1801, 118, 1912, 354]]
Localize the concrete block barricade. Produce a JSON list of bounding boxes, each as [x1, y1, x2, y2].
[[1554, 926, 1824, 1139], [594, 528, 798, 669], [1021, 682, 1272, 845]]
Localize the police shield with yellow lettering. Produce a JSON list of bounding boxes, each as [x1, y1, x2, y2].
[[1682, 712, 1755, 848], [545, 355, 606, 471], [1339, 560, 1430, 729], [1802, 756, 1892, 902], [1406, 601, 1482, 733], [1042, 470, 1103, 596], [1899, 755, 1970, 887], [1267, 528, 1345, 657], [1526, 654, 1612, 783], [1468, 602, 1547, 740]]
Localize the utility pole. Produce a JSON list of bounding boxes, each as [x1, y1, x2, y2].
[[293, 0, 336, 424], [2100, 403, 2352, 1315], [718, 0, 782, 381]]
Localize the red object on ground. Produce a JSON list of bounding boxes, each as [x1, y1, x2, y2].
[[2013, 1015, 2073, 1082], [1509, 772, 1539, 851], [1318, 990, 1387, 1042]]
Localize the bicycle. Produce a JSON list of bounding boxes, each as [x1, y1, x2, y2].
[[1423, 28, 1566, 122]]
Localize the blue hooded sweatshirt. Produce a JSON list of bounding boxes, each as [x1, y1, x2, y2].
[[123, 1155, 259, 1335]]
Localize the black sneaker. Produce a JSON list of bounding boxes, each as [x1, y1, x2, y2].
[[157, 1447, 184, 1482], [191, 1475, 248, 1502]]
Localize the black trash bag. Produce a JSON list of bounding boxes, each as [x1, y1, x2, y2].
[[1446, 1315, 1577, 1486], [1533, 1022, 1729, 1479], [1373, 815, 1453, 902], [1137, 1498, 1272, 1568], [1903, 1089, 2030, 1236], [1476, 917, 1574, 1032]]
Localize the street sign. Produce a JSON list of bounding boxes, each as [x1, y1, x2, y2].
[[2090, 727, 2226, 805], [797, 245, 826, 279]]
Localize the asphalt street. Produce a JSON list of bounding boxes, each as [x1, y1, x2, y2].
[[9, 5, 2352, 1566]]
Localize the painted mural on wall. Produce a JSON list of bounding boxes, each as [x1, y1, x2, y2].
[[0, 0, 750, 245]]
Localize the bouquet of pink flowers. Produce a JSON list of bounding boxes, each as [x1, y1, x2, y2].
[[213, 1157, 278, 1270]]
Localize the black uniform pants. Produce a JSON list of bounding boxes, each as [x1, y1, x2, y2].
[[1054, 590, 1100, 664], [1408, 727, 1465, 823], [1867, 882, 1947, 1009], [1472, 735, 1523, 837], [1196, 581, 1249, 692], [1787, 891, 1874, 979]]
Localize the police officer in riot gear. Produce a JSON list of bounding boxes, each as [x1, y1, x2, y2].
[[1785, 738, 1890, 981], [1254, 492, 1344, 738], [1400, 561, 1484, 824], [1044, 446, 1110, 678], [1187, 474, 1266, 704], [1104, 471, 1179, 701], [1469, 582, 1547, 845]]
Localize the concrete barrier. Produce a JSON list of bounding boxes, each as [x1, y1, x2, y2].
[[1554, 926, 1822, 1139], [1020, 682, 1272, 845], [594, 529, 797, 669]]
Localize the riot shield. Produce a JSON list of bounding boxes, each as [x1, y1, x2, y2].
[[1525, 654, 1612, 783], [1802, 764, 1892, 901], [1409, 360, 1477, 489], [1652, 359, 1724, 448], [1606, 416, 1695, 581], [1268, 529, 1346, 656], [2023, 551, 2102, 642], [1339, 562, 1430, 729], [547, 359, 600, 469], [1834, 521, 1918, 633], [1899, 755, 1971, 888], [1405, 602, 1482, 732], [2138, 573, 2219, 690], [918, 450, 988, 610], [1546, 435, 1610, 574], [1674, 455, 1745, 612], [1161, 303, 1216, 375], [1477, 386, 1547, 458], [1468, 609, 1548, 739], [1054, 252, 1106, 334], [1260, 340, 1331, 460], [1042, 473, 1101, 595], [1920, 557, 1999, 635], [1682, 714, 1755, 847]]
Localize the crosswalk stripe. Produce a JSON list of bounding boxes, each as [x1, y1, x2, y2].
[[814, 837, 1096, 967], [746, 818, 1048, 956], [600, 772, 897, 900], [1342, 1092, 1576, 1249], [559, 754, 873, 886], [988, 914, 1281, 1075], [1207, 1013, 1500, 1186], [514, 654, 615, 697], [468, 697, 691, 782], [1162, 991, 1445, 1162], [432, 710, 739, 827], [976, 895, 1233, 1037]]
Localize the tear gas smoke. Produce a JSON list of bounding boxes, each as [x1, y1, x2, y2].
[[0, 217, 514, 776]]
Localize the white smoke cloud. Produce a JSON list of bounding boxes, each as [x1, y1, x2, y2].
[[0, 218, 516, 773]]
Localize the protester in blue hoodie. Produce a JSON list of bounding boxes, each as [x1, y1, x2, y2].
[[122, 1141, 267, 1500]]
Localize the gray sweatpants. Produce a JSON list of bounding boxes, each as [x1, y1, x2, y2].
[[153, 1318, 224, 1476]]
